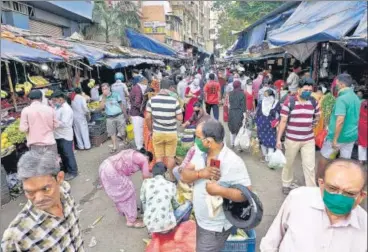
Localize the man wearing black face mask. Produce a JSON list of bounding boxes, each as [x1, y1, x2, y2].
[[276, 77, 320, 195], [182, 101, 211, 128]]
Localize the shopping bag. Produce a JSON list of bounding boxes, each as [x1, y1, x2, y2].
[[235, 119, 250, 150], [315, 129, 327, 149], [126, 124, 134, 140], [223, 105, 229, 122], [268, 149, 287, 169]]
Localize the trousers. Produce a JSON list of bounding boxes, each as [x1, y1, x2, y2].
[[73, 116, 91, 149], [282, 138, 316, 187], [56, 139, 78, 176], [131, 116, 144, 150], [205, 103, 219, 120]]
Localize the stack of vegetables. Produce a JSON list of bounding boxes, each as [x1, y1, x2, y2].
[[321, 93, 336, 126], [176, 140, 191, 157]]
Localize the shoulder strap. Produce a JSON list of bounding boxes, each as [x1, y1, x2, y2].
[[288, 96, 295, 114]]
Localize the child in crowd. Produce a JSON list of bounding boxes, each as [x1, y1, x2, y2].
[[140, 162, 192, 234]]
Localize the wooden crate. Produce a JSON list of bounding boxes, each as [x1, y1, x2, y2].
[[90, 132, 108, 147]]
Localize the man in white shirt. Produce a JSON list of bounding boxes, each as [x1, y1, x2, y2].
[[260, 159, 367, 252], [52, 90, 78, 181], [180, 65, 186, 75], [71, 88, 91, 150], [181, 120, 252, 252], [176, 75, 187, 101], [286, 62, 302, 93]]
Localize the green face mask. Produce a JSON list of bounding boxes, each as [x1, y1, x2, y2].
[[323, 189, 355, 215], [195, 137, 209, 153]]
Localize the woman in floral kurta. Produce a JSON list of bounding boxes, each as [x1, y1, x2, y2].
[[99, 149, 152, 228]]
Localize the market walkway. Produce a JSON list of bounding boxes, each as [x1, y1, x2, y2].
[[0, 123, 306, 252]]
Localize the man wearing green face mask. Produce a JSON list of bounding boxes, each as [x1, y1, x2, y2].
[[261, 159, 367, 252]]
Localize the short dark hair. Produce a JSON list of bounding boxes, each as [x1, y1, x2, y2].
[[323, 159, 367, 188], [28, 90, 42, 100], [293, 61, 301, 69], [161, 79, 175, 89], [52, 90, 65, 99], [152, 162, 167, 177], [177, 75, 183, 81], [202, 119, 225, 143], [265, 89, 275, 97], [298, 77, 315, 88], [337, 73, 353, 87], [209, 73, 215, 80], [74, 87, 82, 94]]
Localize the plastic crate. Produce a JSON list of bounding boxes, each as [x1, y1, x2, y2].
[[221, 229, 256, 252], [88, 123, 107, 136], [90, 132, 108, 147]]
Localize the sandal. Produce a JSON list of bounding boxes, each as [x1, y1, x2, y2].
[[127, 220, 146, 228], [110, 148, 117, 154]]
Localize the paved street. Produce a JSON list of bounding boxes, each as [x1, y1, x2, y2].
[[0, 120, 307, 252]]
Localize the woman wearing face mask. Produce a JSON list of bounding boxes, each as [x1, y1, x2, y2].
[[184, 78, 201, 122], [256, 89, 281, 162], [228, 81, 246, 149]]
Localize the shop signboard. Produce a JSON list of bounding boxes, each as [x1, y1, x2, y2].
[[143, 21, 166, 34]]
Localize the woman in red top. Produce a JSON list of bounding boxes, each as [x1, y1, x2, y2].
[[244, 79, 255, 112], [184, 79, 201, 122], [358, 100, 367, 163]]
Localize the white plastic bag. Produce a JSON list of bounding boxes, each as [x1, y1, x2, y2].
[[235, 118, 250, 150], [268, 149, 287, 169]]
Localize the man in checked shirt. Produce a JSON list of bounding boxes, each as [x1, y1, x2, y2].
[[1, 150, 84, 251]]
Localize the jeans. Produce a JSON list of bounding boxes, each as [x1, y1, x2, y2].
[[205, 103, 219, 120], [56, 139, 78, 176]]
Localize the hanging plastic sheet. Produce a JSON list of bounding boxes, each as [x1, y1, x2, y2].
[[269, 1, 367, 46], [1, 39, 63, 62], [126, 28, 177, 56], [283, 42, 318, 62], [68, 43, 106, 65], [346, 9, 367, 48]]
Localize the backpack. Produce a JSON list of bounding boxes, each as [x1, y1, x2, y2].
[[287, 95, 318, 121]]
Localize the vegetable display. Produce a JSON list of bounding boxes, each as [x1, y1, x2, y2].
[[321, 93, 336, 125], [176, 140, 191, 157], [4, 119, 26, 145]]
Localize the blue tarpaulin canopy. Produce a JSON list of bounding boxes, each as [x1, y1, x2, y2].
[[100, 58, 164, 69], [125, 29, 177, 57], [269, 1, 367, 46], [68, 42, 107, 65], [346, 9, 367, 48], [1, 39, 63, 62]]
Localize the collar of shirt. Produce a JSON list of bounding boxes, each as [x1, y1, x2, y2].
[[338, 87, 352, 96], [25, 181, 72, 224], [309, 191, 361, 229]]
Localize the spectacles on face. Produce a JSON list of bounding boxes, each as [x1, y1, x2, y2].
[[324, 182, 362, 198]]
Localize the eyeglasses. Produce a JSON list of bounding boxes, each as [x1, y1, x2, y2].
[[324, 183, 361, 198]]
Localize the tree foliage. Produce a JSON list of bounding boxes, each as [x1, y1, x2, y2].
[[82, 1, 140, 46], [213, 1, 284, 50]]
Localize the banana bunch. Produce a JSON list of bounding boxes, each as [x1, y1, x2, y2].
[[88, 79, 96, 88], [28, 74, 48, 87], [15, 82, 33, 95], [1, 90, 8, 98], [45, 89, 53, 97], [88, 101, 100, 110]]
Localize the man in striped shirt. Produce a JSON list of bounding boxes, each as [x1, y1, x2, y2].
[[146, 79, 183, 180], [276, 78, 320, 195]]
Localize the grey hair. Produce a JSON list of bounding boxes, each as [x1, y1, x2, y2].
[[336, 74, 353, 87], [17, 150, 60, 180], [101, 83, 110, 89], [202, 119, 225, 143]]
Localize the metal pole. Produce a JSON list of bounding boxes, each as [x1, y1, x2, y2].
[[282, 52, 288, 81], [5, 62, 18, 110]]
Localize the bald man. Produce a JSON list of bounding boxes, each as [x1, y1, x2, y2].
[[261, 159, 367, 252]]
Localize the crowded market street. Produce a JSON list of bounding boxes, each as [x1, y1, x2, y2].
[[0, 119, 307, 251], [1, 1, 367, 252]]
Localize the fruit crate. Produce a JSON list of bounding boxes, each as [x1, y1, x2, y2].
[[88, 123, 107, 137], [221, 229, 256, 252], [90, 132, 108, 147]]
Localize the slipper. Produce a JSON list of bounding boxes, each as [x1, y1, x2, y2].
[[110, 148, 117, 154], [127, 220, 146, 228]]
